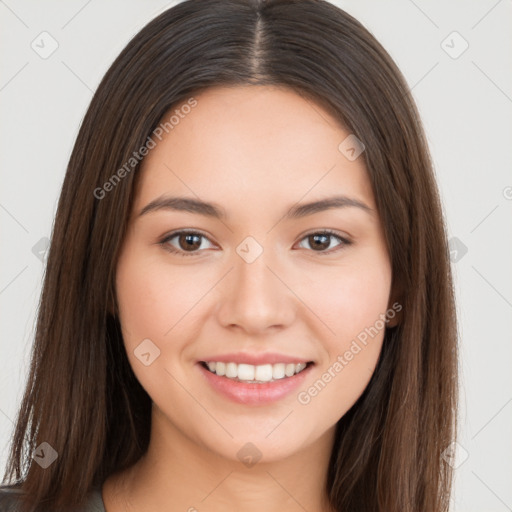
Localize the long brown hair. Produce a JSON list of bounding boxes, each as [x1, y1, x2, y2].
[[2, 1, 458, 511]]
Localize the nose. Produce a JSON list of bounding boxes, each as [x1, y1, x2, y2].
[[216, 248, 296, 335]]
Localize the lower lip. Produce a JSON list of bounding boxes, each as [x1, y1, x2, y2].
[[197, 363, 313, 405]]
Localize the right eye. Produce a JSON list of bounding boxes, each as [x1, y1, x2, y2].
[[159, 230, 216, 256]]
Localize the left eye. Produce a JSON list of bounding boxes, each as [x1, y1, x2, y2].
[[159, 230, 351, 256], [296, 231, 350, 253]]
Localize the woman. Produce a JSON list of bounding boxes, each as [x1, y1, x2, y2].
[[0, 0, 458, 511]]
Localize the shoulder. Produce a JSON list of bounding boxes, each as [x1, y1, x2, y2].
[[0, 485, 105, 512]]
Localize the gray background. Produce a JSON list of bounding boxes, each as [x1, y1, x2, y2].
[[1, 1, 511, 510]]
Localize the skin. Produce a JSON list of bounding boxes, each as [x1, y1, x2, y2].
[[103, 85, 397, 512]]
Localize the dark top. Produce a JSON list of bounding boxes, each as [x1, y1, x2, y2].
[[0, 486, 106, 512]]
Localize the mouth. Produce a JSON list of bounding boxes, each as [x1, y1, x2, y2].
[[200, 360, 313, 383], [197, 359, 315, 405]]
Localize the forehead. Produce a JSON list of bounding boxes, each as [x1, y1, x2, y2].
[[135, 85, 376, 216]]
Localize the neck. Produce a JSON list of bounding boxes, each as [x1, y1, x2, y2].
[[104, 406, 337, 512]]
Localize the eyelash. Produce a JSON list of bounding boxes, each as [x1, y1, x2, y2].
[[158, 229, 352, 257]]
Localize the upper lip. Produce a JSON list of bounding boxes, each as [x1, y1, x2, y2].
[[199, 352, 314, 365]]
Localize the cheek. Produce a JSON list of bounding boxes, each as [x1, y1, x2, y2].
[[294, 253, 391, 420], [116, 250, 206, 346], [115, 249, 200, 395], [116, 260, 168, 345], [115, 247, 220, 397], [306, 253, 392, 342]]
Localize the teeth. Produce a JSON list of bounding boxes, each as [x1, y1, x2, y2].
[[272, 363, 285, 380], [237, 364, 255, 381], [204, 361, 309, 382], [255, 364, 273, 381], [226, 362, 237, 378], [285, 363, 295, 377], [216, 362, 226, 376]]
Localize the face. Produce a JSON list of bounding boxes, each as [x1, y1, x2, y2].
[[115, 85, 395, 464]]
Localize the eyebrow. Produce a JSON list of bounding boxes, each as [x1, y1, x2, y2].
[[138, 194, 374, 220]]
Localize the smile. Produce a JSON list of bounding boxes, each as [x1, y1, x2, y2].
[[202, 361, 310, 383], [197, 359, 315, 405]]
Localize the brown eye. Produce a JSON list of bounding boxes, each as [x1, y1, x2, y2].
[[177, 233, 202, 251], [297, 231, 351, 254], [160, 231, 214, 256], [308, 234, 331, 251]]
